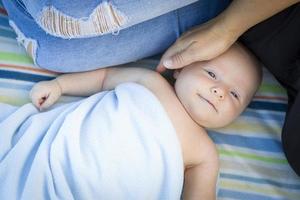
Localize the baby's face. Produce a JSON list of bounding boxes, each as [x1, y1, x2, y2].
[[174, 46, 260, 128]]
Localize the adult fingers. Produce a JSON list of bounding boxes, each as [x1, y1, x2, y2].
[[162, 42, 203, 71], [156, 39, 195, 72]]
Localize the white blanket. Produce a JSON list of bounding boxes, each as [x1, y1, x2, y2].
[[0, 83, 183, 200]]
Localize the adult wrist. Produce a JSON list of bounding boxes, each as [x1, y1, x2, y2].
[[213, 8, 250, 44], [206, 16, 239, 52]]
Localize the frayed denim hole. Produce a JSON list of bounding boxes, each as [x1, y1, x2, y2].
[[37, 1, 128, 39]]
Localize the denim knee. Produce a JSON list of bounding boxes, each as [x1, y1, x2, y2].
[[19, 0, 198, 39]]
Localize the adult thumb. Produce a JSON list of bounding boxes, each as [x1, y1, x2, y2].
[[162, 46, 196, 69]]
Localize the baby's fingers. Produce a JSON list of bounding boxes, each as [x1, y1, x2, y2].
[[39, 92, 59, 111], [30, 92, 48, 109], [38, 96, 47, 106], [38, 95, 49, 108]]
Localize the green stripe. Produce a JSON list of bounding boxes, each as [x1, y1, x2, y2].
[[221, 122, 282, 134], [258, 84, 286, 95], [0, 52, 33, 64], [219, 149, 288, 164], [0, 96, 30, 106]]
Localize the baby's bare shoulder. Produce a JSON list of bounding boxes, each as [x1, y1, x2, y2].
[[147, 75, 218, 167], [143, 73, 218, 167]]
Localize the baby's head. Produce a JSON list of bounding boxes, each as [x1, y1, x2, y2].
[[174, 43, 262, 128]]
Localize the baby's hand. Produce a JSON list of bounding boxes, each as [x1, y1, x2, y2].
[[30, 79, 62, 111]]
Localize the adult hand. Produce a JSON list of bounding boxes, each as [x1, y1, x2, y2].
[[156, 18, 237, 73], [156, 0, 300, 73]]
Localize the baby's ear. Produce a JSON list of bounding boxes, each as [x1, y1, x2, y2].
[[173, 69, 181, 79]]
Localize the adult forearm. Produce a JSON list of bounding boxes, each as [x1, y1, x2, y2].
[[215, 0, 300, 41]]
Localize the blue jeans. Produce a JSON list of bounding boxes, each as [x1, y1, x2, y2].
[[3, 0, 230, 72]]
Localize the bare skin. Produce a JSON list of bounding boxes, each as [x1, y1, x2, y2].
[[30, 43, 261, 199]]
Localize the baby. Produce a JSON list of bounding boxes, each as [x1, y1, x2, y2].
[[30, 43, 261, 199]]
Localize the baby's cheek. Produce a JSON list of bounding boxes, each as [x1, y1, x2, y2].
[[220, 107, 239, 125], [231, 108, 243, 121]]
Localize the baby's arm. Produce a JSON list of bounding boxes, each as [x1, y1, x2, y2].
[[30, 67, 167, 110], [182, 130, 219, 200], [30, 69, 106, 110]]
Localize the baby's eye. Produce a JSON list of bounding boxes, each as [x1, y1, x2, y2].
[[230, 91, 239, 100], [206, 71, 216, 79]]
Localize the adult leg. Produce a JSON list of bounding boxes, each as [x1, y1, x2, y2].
[[240, 3, 300, 176], [16, 0, 198, 39], [282, 93, 300, 176], [3, 0, 230, 72], [240, 3, 300, 98]]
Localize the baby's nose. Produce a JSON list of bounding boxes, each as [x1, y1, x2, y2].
[[211, 87, 225, 100]]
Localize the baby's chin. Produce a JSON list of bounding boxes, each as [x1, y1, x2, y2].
[[197, 116, 237, 129]]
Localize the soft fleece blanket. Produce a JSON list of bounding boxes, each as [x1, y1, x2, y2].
[[0, 82, 183, 200]]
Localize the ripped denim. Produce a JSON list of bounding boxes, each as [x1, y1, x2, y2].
[[19, 0, 199, 39], [2, 0, 230, 72]]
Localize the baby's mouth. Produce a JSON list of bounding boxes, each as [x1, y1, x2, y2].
[[197, 94, 218, 113]]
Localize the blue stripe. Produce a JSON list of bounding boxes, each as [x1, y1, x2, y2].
[[0, 16, 9, 27], [219, 189, 285, 200], [208, 132, 283, 153], [0, 70, 53, 82], [0, 81, 32, 90], [243, 109, 285, 123], [244, 112, 285, 123], [0, 28, 15, 38], [220, 173, 300, 190], [249, 101, 287, 112]]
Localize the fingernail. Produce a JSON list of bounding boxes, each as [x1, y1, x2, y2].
[[163, 59, 173, 68]]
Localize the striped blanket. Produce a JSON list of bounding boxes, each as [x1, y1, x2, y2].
[[1, 1, 300, 199]]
